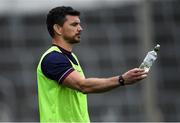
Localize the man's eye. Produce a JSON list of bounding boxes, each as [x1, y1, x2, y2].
[[71, 23, 78, 26]]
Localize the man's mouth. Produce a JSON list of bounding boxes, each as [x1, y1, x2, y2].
[[76, 33, 81, 38]]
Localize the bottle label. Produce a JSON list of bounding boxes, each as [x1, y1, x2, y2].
[[143, 54, 156, 67], [139, 44, 160, 71], [139, 52, 157, 71]]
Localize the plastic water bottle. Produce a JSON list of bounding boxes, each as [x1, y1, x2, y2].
[[139, 44, 160, 72]]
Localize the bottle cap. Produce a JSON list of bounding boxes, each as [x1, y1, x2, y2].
[[154, 44, 160, 52]]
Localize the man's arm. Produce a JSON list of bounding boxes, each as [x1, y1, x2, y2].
[[63, 68, 148, 94]]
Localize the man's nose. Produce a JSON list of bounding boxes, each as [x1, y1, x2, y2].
[[78, 25, 83, 31]]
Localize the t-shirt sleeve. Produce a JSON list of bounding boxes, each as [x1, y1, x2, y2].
[[41, 51, 74, 84]]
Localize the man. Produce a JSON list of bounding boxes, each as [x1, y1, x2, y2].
[[37, 6, 148, 122]]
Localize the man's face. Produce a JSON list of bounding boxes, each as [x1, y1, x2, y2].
[[61, 15, 83, 44]]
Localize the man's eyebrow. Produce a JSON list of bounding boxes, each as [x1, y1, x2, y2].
[[70, 21, 80, 25]]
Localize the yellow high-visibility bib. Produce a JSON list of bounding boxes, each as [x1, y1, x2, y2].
[[37, 46, 90, 122]]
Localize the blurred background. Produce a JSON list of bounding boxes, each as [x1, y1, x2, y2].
[[0, 0, 180, 121]]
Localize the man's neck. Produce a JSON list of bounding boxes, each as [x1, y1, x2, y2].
[[52, 37, 72, 52]]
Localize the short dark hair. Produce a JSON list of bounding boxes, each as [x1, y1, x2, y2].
[[46, 6, 80, 38]]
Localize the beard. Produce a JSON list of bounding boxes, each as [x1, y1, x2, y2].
[[63, 35, 80, 44]]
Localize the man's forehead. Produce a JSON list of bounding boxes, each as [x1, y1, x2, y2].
[[65, 15, 80, 23]]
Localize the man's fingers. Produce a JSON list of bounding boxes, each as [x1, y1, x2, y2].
[[132, 68, 144, 72], [135, 74, 148, 80], [132, 70, 148, 77]]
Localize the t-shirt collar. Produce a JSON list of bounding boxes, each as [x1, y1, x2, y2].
[[52, 44, 72, 55]]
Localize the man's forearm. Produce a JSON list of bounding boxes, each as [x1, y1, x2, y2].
[[80, 76, 121, 94]]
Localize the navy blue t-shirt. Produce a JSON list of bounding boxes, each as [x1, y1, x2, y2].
[[41, 45, 78, 84]]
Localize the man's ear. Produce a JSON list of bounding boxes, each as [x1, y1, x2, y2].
[[53, 24, 62, 36]]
